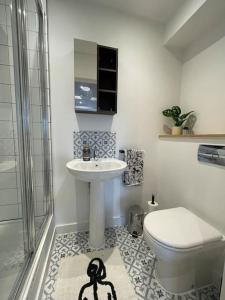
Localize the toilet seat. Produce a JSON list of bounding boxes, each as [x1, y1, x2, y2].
[[144, 228, 202, 253], [144, 207, 222, 250]]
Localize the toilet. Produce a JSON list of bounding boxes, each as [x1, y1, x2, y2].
[[144, 207, 225, 293]]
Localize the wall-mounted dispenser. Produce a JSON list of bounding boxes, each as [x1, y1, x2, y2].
[[198, 145, 225, 166]]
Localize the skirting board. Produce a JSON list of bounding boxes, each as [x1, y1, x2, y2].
[[56, 215, 126, 234]]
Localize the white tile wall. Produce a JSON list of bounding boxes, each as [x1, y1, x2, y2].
[[5, 5, 11, 26], [47, 105, 51, 122], [0, 188, 18, 205], [29, 68, 40, 87], [0, 83, 11, 101], [0, 24, 8, 45], [0, 0, 52, 223], [11, 84, 15, 102], [0, 173, 17, 188], [45, 70, 49, 88], [14, 139, 18, 154], [0, 139, 15, 155], [0, 45, 9, 64], [8, 46, 13, 65], [0, 4, 7, 25], [0, 103, 12, 121], [31, 105, 41, 122], [33, 139, 43, 155], [11, 103, 16, 121], [27, 0, 36, 12], [35, 187, 44, 203], [12, 122, 18, 139], [7, 26, 12, 46], [33, 155, 43, 171], [0, 156, 16, 172], [9, 65, 14, 83], [5, 0, 12, 6], [34, 171, 43, 187], [32, 123, 42, 139], [0, 121, 13, 138], [0, 4, 20, 222], [27, 31, 38, 50], [30, 87, 40, 105], [35, 201, 44, 216], [29, 50, 39, 69], [27, 11, 38, 31], [0, 204, 19, 220], [0, 65, 11, 84], [46, 88, 50, 105]]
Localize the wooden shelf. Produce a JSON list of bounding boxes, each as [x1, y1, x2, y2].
[[159, 134, 225, 139]]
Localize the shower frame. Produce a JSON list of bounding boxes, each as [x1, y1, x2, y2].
[[9, 0, 53, 298]]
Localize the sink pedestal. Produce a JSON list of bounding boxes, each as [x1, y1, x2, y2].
[[89, 181, 105, 248], [66, 158, 127, 248]]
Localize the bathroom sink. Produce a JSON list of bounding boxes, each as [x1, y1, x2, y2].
[[66, 158, 127, 182], [66, 158, 127, 248]]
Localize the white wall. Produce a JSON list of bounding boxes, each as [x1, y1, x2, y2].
[[180, 36, 225, 133], [158, 140, 225, 233], [165, 0, 206, 44], [159, 36, 225, 234], [48, 0, 182, 227]]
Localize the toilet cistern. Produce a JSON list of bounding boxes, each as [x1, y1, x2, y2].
[[66, 158, 127, 248]]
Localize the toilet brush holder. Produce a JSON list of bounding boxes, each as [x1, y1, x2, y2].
[[147, 201, 159, 213]]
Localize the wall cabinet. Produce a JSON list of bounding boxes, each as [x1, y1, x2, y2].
[[74, 39, 118, 115]]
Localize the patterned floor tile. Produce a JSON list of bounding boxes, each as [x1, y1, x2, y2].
[[41, 226, 220, 300]]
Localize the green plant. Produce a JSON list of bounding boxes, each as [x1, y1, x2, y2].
[[162, 106, 194, 127]]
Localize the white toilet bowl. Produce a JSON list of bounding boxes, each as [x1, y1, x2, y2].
[[143, 207, 225, 294]]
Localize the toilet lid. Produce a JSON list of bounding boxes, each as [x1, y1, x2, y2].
[[144, 207, 222, 249]]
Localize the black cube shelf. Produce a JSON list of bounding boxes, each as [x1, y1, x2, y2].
[[97, 45, 118, 115]]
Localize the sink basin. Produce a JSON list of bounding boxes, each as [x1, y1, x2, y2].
[[66, 158, 127, 248], [66, 158, 127, 181]]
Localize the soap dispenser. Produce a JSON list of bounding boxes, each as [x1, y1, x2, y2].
[[83, 144, 90, 161]]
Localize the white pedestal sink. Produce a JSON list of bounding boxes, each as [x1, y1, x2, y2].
[[66, 158, 127, 248]]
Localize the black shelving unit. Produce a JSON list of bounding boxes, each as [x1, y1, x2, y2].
[[97, 45, 118, 115]]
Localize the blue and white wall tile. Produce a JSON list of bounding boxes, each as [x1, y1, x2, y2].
[[73, 130, 116, 159]]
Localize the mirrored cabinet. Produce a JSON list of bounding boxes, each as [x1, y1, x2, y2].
[[74, 39, 118, 115]]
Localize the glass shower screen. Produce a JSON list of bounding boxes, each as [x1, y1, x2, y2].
[[0, 0, 53, 298]]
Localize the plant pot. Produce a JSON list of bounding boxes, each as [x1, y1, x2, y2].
[[172, 126, 182, 135]]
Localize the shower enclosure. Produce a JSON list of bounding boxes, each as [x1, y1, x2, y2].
[[0, 0, 53, 298]]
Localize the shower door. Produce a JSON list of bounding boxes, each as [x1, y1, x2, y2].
[[24, 0, 52, 243], [0, 0, 53, 298], [0, 2, 29, 298]]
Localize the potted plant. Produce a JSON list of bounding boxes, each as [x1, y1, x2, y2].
[[162, 106, 194, 135]]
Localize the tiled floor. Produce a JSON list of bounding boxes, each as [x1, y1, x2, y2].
[[42, 226, 220, 300]]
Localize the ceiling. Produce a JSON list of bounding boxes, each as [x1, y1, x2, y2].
[[85, 0, 187, 24]]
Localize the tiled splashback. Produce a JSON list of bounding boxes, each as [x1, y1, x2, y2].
[[73, 131, 116, 159]]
